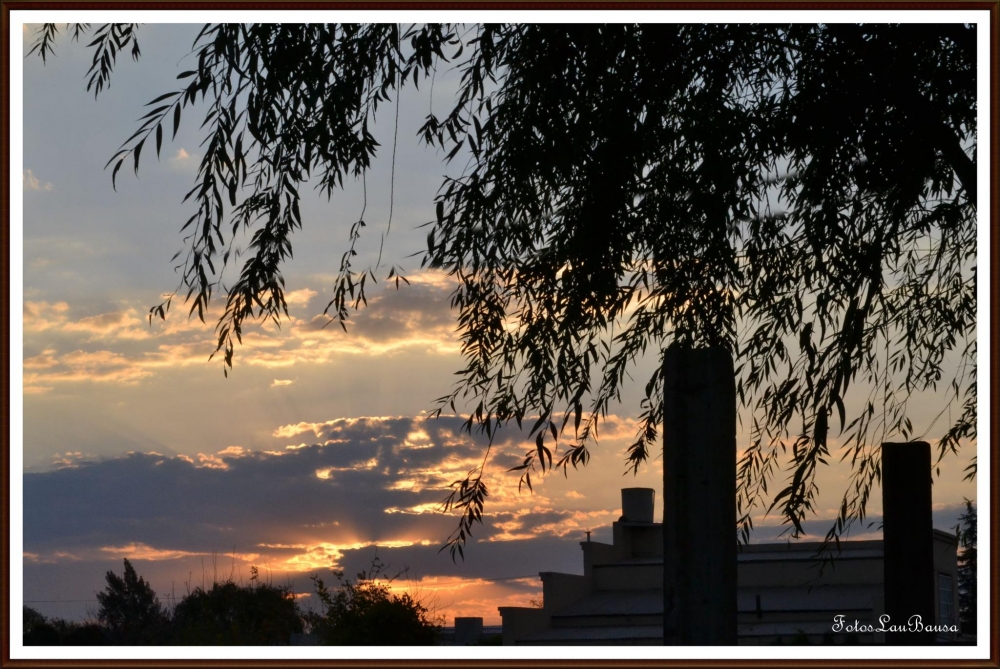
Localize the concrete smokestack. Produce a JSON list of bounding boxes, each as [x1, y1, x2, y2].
[[662, 345, 737, 645], [881, 441, 936, 645]]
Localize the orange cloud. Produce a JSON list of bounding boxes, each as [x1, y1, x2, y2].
[[23, 550, 82, 564], [284, 288, 317, 308], [21, 271, 467, 390], [23, 300, 70, 331], [60, 349, 131, 368], [272, 416, 398, 440], [50, 451, 95, 469], [23, 351, 154, 390], [23, 349, 59, 370], [100, 543, 205, 561], [64, 310, 145, 338], [273, 421, 331, 439], [392, 575, 540, 626], [257, 541, 423, 573]]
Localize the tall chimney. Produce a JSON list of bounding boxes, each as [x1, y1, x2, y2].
[[881, 441, 936, 644], [662, 345, 737, 645]]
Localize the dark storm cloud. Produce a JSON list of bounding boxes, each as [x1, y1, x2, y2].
[[22, 414, 561, 561], [22, 411, 609, 626]]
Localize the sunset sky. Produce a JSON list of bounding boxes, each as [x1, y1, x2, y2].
[[13, 20, 982, 632]]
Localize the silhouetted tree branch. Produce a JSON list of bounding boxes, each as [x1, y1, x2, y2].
[[30, 22, 978, 557]]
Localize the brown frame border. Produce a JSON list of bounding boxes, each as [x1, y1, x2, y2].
[[1, 3, 997, 667]]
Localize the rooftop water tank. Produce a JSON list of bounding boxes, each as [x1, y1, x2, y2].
[[621, 487, 655, 524]]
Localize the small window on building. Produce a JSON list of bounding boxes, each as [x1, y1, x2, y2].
[[938, 573, 955, 627]]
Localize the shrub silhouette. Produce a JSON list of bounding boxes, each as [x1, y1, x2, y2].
[[23, 606, 109, 646], [62, 624, 110, 646], [22, 606, 47, 637], [171, 567, 303, 645], [27, 557, 441, 645], [23, 622, 61, 646], [307, 556, 440, 645]]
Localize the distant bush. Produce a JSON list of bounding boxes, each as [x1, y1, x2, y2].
[[23, 606, 109, 646], [23, 615, 61, 646], [22, 606, 47, 637], [306, 555, 440, 645], [27, 554, 440, 645], [64, 624, 111, 645], [172, 567, 303, 645]]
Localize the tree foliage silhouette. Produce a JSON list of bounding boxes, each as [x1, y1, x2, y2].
[[171, 566, 304, 645], [306, 555, 440, 645], [96, 558, 169, 644], [22, 606, 109, 647], [21, 606, 59, 645], [957, 499, 977, 636], [30, 23, 979, 556]]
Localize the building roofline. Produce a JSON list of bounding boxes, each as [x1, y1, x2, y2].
[[932, 528, 959, 543]]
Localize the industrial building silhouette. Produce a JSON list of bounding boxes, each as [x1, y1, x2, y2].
[[499, 487, 959, 645]]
